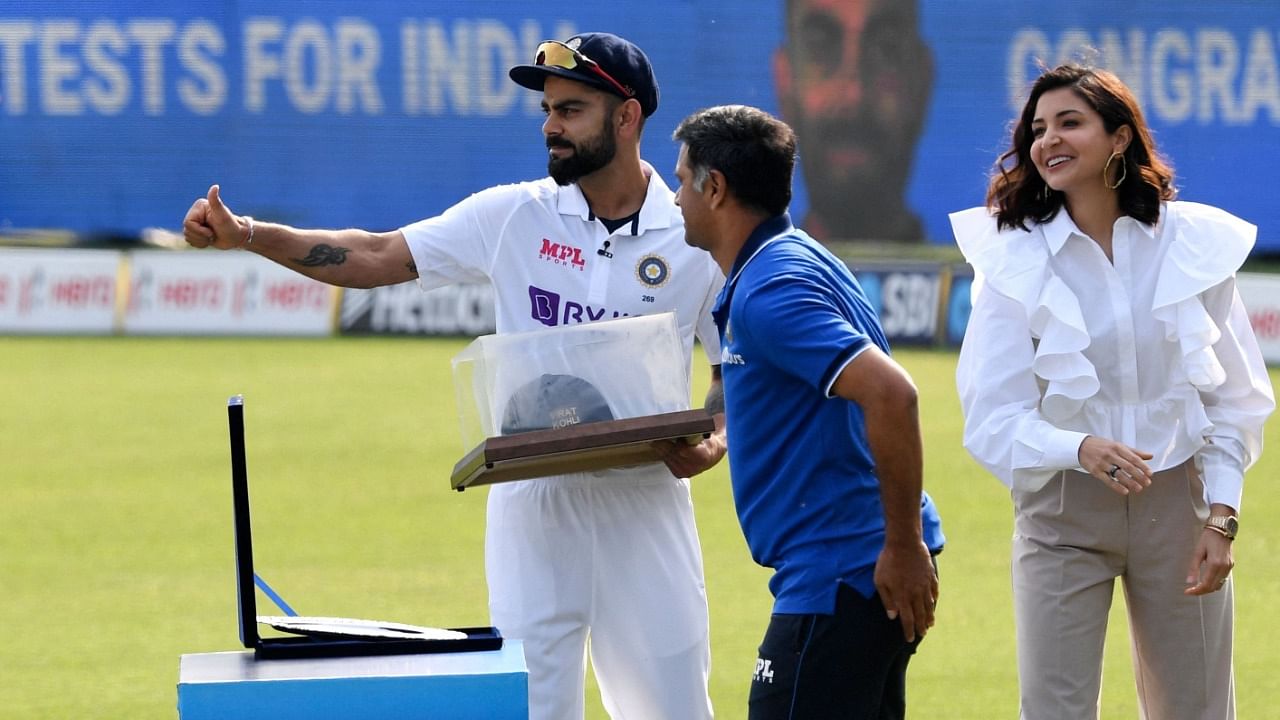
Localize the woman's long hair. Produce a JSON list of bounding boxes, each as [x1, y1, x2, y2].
[[987, 64, 1176, 232]]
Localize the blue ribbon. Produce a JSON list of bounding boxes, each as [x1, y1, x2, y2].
[[253, 573, 298, 617]]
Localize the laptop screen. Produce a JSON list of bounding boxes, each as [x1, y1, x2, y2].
[[226, 394, 472, 652], [228, 394, 261, 649]]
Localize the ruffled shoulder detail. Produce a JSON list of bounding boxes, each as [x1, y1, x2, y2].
[[951, 207, 1098, 421], [1151, 202, 1257, 391], [1153, 202, 1255, 307], [950, 207, 1043, 293]]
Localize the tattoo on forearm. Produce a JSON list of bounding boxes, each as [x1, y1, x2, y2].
[[704, 381, 725, 416], [293, 244, 350, 267]]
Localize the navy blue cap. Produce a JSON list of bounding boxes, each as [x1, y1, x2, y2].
[[500, 374, 615, 435], [509, 32, 659, 117]]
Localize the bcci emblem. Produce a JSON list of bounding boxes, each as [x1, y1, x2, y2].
[[636, 255, 669, 288]]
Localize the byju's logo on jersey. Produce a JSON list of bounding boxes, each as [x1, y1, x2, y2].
[[539, 238, 586, 270], [528, 285, 631, 327]]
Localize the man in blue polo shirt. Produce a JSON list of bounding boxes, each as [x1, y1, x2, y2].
[[666, 105, 945, 718]]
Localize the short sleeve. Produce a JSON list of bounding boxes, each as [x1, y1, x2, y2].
[[399, 184, 525, 290], [737, 270, 869, 393]]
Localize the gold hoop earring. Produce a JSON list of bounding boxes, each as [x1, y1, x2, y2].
[[1104, 152, 1127, 190]]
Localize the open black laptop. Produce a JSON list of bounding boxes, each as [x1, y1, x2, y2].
[[227, 394, 503, 660]]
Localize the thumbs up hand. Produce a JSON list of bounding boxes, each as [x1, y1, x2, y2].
[[183, 184, 250, 249]]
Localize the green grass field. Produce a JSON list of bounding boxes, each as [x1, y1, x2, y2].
[[2, 336, 1277, 718]]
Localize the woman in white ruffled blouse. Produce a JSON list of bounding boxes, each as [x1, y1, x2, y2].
[[953, 65, 1274, 720]]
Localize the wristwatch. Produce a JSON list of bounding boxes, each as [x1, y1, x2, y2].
[[1204, 515, 1239, 540]]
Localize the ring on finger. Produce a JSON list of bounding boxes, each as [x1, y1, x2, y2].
[[1107, 464, 1121, 480]]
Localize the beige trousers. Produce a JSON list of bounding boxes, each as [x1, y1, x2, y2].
[[1011, 460, 1234, 720]]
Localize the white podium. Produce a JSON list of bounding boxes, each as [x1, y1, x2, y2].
[[177, 641, 528, 719]]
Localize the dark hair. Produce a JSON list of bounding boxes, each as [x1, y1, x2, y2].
[[987, 64, 1175, 231], [672, 105, 797, 217]]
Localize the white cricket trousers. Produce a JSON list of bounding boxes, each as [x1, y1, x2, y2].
[[485, 471, 714, 720], [1011, 460, 1234, 720]]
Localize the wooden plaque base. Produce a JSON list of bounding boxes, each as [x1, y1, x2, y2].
[[450, 409, 715, 490]]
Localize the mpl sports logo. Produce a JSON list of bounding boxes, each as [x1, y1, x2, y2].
[[528, 285, 631, 327], [538, 238, 586, 271], [753, 657, 775, 684]]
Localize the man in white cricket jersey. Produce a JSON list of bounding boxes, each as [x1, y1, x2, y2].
[[182, 31, 726, 720]]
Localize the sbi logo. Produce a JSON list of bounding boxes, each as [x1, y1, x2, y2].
[[857, 270, 938, 342]]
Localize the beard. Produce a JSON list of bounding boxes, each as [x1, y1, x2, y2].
[[547, 114, 618, 186], [796, 116, 921, 241]]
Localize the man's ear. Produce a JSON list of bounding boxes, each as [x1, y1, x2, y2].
[[706, 169, 729, 209], [615, 98, 644, 139]]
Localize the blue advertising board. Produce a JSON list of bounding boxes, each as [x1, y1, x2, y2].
[[0, 2, 781, 235], [1, 1, 1277, 250], [912, 1, 1280, 250]]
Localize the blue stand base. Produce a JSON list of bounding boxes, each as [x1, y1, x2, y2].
[[178, 641, 528, 719]]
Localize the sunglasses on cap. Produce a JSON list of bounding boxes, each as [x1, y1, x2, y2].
[[534, 41, 634, 100]]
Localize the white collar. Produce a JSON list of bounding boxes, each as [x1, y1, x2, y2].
[[554, 161, 678, 234], [1041, 207, 1157, 256]]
